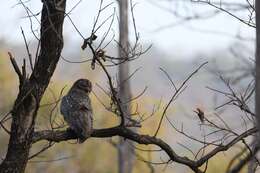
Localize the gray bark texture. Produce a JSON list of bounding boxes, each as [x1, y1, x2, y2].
[[253, 1, 260, 173], [117, 0, 135, 173], [256, 0, 260, 150], [0, 1, 66, 172]]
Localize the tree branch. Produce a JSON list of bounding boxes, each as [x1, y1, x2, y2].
[[32, 125, 257, 173]]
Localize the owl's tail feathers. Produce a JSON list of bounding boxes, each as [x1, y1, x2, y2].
[[78, 132, 91, 143], [78, 136, 88, 143], [67, 128, 90, 143]]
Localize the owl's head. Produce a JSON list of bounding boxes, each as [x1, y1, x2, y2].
[[73, 79, 92, 93]]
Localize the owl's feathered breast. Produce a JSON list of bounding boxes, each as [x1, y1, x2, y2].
[[60, 89, 93, 143], [61, 90, 92, 116]]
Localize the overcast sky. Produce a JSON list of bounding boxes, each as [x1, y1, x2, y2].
[[0, 0, 255, 58]]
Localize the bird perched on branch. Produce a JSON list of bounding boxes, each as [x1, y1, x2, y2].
[[60, 79, 93, 143], [193, 108, 204, 123]]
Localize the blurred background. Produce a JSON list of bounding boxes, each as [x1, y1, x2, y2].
[[0, 0, 255, 172]]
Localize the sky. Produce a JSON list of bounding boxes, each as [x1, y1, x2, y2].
[[0, 0, 255, 59]]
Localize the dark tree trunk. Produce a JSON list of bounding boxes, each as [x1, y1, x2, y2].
[[117, 0, 135, 173], [256, 0, 260, 147], [0, 1, 66, 172], [247, 2, 260, 173]]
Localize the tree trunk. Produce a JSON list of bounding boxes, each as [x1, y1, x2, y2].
[[254, 1, 260, 172], [117, 0, 135, 173], [256, 0, 260, 148], [247, 3, 260, 172], [0, 1, 66, 172]]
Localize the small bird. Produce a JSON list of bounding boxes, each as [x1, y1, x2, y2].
[[60, 79, 93, 143], [193, 108, 204, 122]]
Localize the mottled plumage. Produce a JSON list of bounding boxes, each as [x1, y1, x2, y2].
[[60, 79, 93, 143]]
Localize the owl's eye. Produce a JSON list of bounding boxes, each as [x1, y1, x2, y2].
[[77, 84, 88, 91], [74, 79, 92, 92], [83, 81, 91, 88]]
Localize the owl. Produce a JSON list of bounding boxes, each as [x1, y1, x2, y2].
[[60, 79, 93, 143]]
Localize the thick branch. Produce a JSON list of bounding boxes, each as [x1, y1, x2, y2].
[[33, 125, 257, 173], [33, 127, 199, 173]]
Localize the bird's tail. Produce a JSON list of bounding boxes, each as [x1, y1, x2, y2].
[[78, 131, 91, 143], [78, 136, 88, 143]]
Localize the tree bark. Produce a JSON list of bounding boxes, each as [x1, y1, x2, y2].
[[252, 1, 260, 173], [256, 0, 260, 149], [117, 0, 135, 173], [0, 1, 66, 172]]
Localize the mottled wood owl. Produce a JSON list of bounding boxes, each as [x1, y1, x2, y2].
[[60, 79, 93, 143]]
